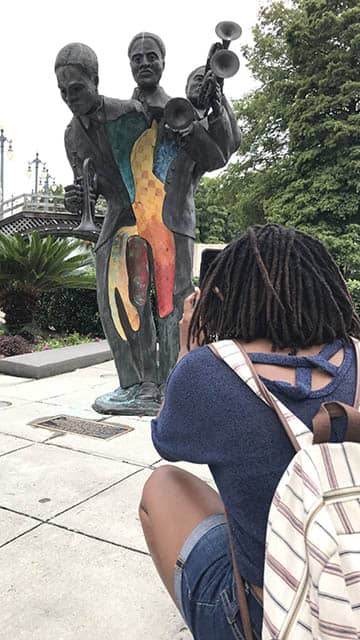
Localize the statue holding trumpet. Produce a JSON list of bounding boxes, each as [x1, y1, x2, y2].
[[56, 24, 241, 415]]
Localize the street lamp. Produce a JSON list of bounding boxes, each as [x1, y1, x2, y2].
[[0, 128, 14, 211], [39, 169, 57, 209], [40, 169, 56, 195], [27, 152, 47, 194]]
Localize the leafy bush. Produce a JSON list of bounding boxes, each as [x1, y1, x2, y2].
[[347, 280, 360, 317], [0, 283, 40, 334], [36, 288, 105, 337], [0, 232, 96, 334], [0, 335, 32, 357]]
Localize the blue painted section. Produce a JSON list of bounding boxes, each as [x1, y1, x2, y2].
[[153, 137, 179, 183], [105, 112, 148, 203]]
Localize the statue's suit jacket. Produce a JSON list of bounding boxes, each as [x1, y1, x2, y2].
[[63, 96, 145, 249], [163, 96, 241, 239]]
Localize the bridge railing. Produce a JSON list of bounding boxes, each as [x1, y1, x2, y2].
[[0, 193, 66, 219], [0, 193, 107, 220]]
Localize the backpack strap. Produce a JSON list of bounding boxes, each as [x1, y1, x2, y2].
[[311, 337, 360, 444], [225, 510, 255, 640], [351, 337, 360, 410], [209, 340, 313, 451]]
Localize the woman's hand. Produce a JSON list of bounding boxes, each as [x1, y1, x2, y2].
[[177, 288, 201, 362]]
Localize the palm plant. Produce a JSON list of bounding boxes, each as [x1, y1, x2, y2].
[[0, 232, 96, 334]]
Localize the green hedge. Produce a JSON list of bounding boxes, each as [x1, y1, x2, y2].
[[36, 288, 105, 337]]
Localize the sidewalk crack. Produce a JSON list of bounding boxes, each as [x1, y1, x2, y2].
[[45, 521, 150, 556]]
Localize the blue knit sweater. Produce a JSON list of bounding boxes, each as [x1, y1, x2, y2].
[[151, 339, 356, 585]]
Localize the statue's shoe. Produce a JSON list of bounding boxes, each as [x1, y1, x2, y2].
[[93, 382, 161, 416]]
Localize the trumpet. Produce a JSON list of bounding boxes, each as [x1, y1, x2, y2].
[[163, 21, 242, 132], [163, 97, 195, 133], [71, 155, 98, 235], [199, 20, 241, 111]]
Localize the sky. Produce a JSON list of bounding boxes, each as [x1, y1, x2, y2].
[[0, 0, 261, 202]]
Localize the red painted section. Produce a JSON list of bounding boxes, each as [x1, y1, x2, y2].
[[127, 236, 149, 307]]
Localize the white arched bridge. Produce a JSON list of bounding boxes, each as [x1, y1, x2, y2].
[[0, 193, 105, 240]]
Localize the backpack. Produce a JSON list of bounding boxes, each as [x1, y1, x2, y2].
[[210, 338, 360, 640]]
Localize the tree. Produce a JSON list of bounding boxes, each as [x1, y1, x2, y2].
[[195, 177, 230, 243], [231, 0, 360, 275], [0, 232, 96, 334]]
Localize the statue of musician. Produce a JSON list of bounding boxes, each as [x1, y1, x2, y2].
[[55, 42, 165, 415], [92, 33, 241, 414]]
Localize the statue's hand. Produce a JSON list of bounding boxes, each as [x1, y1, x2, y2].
[[199, 70, 220, 112], [64, 183, 83, 214], [210, 78, 223, 117]]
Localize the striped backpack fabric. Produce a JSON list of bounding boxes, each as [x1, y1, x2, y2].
[[210, 339, 360, 640]]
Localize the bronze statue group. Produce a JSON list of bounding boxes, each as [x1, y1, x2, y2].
[[55, 31, 241, 415]]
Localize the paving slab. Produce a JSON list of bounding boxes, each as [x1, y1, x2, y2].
[[0, 524, 192, 640], [48, 417, 160, 466], [0, 401, 101, 442], [81, 360, 118, 374], [44, 380, 124, 412], [0, 508, 41, 546], [0, 340, 112, 379], [0, 442, 141, 519], [0, 433, 32, 456], [2, 373, 103, 403], [52, 467, 152, 553], [0, 374, 32, 388]]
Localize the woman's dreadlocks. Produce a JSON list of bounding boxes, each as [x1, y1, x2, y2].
[[189, 224, 360, 352]]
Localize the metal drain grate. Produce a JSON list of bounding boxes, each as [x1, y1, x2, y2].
[[29, 415, 134, 440]]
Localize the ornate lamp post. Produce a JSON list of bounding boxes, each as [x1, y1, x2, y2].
[[40, 169, 56, 195], [39, 169, 57, 209], [27, 153, 47, 195], [0, 129, 14, 214]]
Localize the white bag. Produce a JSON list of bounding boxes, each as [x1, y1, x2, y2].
[[211, 339, 360, 640]]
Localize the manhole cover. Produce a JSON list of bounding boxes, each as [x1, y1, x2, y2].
[[0, 401, 12, 408], [29, 415, 134, 440]]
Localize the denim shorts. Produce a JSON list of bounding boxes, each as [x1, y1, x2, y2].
[[174, 514, 263, 640]]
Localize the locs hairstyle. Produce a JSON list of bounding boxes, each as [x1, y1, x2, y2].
[[189, 224, 360, 352]]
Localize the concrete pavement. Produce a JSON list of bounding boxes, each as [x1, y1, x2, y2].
[[0, 359, 214, 639]]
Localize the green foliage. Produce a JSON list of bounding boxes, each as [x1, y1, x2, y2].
[[0, 335, 32, 357], [196, 0, 360, 273], [0, 283, 40, 334], [235, 0, 360, 274], [35, 332, 96, 351], [347, 279, 360, 316], [36, 288, 104, 337], [195, 178, 228, 242], [0, 232, 96, 290], [195, 169, 268, 243], [0, 232, 96, 333]]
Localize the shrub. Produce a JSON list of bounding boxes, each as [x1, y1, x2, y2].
[[0, 283, 40, 334], [0, 335, 32, 357], [36, 288, 105, 337], [0, 232, 96, 335]]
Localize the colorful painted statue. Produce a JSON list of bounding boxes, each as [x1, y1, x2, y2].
[[55, 43, 160, 414], [56, 38, 241, 415]]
